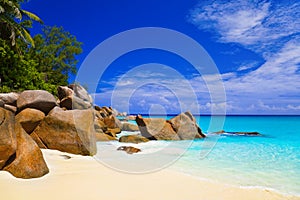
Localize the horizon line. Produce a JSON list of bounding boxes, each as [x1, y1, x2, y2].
[[126, 113, 300, 117]]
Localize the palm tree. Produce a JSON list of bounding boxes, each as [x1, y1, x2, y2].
[[0, 0, 43, 47]]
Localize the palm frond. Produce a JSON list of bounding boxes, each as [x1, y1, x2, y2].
[[10, 29, 16, 46], [0, 5, 4, 13], [14, 7, 22, 20], [20, 28, 35, 47], [21, 9, 43, 24]]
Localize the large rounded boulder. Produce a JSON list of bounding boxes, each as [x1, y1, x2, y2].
[[122, 122, 139, 132], [17, 90, 57, 114], [15, 108, 45, 134], [0, 108, 16, 169], [136, 115, 180, 140], [168, 111, 205, 139], [3, 123, 49, 179], [32, 107, 97, 156]]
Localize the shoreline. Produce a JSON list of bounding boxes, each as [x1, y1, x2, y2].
[[171, 169, 300, 198], [0, 149, 299, 200]]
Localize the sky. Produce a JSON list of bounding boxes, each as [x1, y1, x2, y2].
[[23, 0, 300, 115]]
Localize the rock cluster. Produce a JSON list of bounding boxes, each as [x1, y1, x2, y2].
[[0, 84, 97, 178], [93, 106, 140, 141], [135, 111, 205, 141], [0, 84, 208, 179]]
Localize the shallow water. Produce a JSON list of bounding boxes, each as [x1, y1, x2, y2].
[[97, 116, 300, 196]]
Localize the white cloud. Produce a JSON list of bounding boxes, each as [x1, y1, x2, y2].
[[189, 0, 300, 53], [237, 62, 259, 71], [116, 80, 134, 86], [221, 72, 236, 80], [287, 105, 300, 110], [92, 1, 300, 115], [188, 0, 300, 114]]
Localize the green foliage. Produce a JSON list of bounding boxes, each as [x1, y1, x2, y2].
[[0, 1, 82, 94], [0, 0, 43, 47], [30, 26, 82, 86], [0, 38, 45, 92], [0, 27, 82, 94]]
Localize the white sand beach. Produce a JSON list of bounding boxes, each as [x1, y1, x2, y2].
[[0, 149, 299, 200]]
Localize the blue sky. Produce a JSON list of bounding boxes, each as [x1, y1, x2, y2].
[[23, 0, 300, 115]]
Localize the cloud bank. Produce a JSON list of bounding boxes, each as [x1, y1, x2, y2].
[[188, 0, 300, 114], [94, 0, 300, 115]]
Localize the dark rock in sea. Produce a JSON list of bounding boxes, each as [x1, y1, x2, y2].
[[230, 132, 261, 136], [3, 123, 49, 179], [213, 130, 261, 136], [117, 146, 141, 154], [0, 92, 19, 106], [168, 111, 205, 139], [16, 108, 45, 134], [119, 135, 150, 144], [17, 90, 57, 114], [32, 107, 97, 156], [136, 115, 180, 140], [121, 122, 139, 132], [0, 108, 17, 169]]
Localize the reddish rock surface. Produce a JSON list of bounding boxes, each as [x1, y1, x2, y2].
[[32, 107, 96, 156], [3, 123, 49, 179], [95, 133, 116, 141], [122, 122, 139, 132], [16, 108, 45, 134], [168, 111, 205, 139], [17, 90, 57, 114], [119, 135, 150, 144], [136, 115, 180, 140], [0, 108, 16, 169], [136, 112, 206, 141], [104, 115, 122, 129]]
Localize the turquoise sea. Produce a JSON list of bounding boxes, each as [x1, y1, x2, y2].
[[96, 116, 300, 196]]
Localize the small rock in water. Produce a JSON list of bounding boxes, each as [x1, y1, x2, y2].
[[213, 130, 261, 136], [117, 146, 141, 154], [231, 131, 261, 136]]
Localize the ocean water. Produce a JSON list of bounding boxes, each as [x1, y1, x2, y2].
[[96, 116, 300, 196], [171, 116, 300, 196]]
